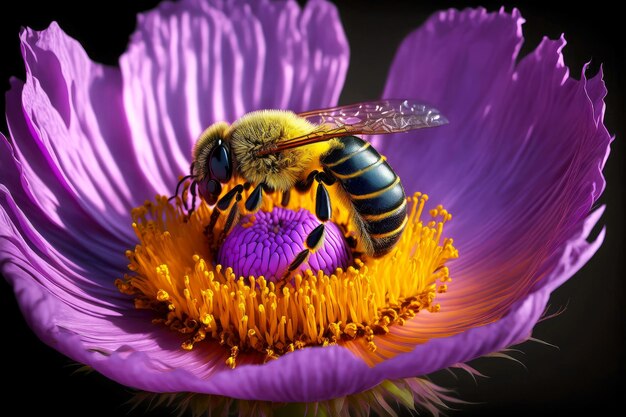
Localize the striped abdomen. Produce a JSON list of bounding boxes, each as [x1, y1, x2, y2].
[[321, 136, 407, 257]]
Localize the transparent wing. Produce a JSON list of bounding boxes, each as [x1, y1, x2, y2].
[[257, 99, 447, 155], [299, 99, 447, 133]]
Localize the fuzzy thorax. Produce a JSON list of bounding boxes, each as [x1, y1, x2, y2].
[[228, 110, 330, 190]]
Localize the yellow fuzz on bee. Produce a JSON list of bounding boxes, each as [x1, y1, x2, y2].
[[116, 186, 457, 368]]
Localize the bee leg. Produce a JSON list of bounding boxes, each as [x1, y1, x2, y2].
[[188, 181, 198, 216], [215, 185, 245, 244], [314, 180, 332, 222], [245, 182, 265, 213], [281, 189, 291, 207], [204, 184, 244, 245], [219, 194, 241, 245], [205, 209, 220, 238], [168, 174, 194, 202], [217, 185, 244, 212], [317, 168, 337, 186], [295, 170, 319, 193], [294, 169, 335, 194], [284, 249, 311, 278], [282, 176, 334, 280]]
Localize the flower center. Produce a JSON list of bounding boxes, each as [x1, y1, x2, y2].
[[217, 208, 352, 280], [116, 186, 457, 368]]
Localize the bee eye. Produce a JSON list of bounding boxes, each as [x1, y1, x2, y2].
[[209, 142, 232, 183]]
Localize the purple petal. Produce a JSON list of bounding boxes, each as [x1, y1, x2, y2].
[[120, 0, 349, 192], [169, 199, 605, 402], [2, 161, 603, 401], [1, 0, 353, 400], [376, 9, 610, 332], [180, 8, 610, 402], [1, 4, 611, 404], [0, 175, 230, 388], [3, 81, 129, 271], [17, 24, 156, 240]]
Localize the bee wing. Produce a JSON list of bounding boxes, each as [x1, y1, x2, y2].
[[257, 99, 447, 155]]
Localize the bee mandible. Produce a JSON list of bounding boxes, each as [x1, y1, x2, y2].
[[173, 99, 447, 277]]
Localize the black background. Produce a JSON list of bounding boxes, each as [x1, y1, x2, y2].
[[0, 1, 623, 416]]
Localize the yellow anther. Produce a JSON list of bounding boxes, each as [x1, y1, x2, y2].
[[118, 185, 457, 368], [156, 289, 169, 301]]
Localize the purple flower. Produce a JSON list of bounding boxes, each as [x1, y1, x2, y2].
[[0, 0, 611, 415]]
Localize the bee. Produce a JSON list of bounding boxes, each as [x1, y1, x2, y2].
[[174, 99, 447, 277]]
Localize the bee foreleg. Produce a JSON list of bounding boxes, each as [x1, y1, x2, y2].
[[217, 185, 244, 212], [219, 193, 242, 245], [205, 184, 244, 247], [245, 182, 265, 212], [281, 189, 291, 207], [204, 209, 221, 246], [169, 174, 194, 203], [295, 170, 319, 193], [315, 181, 332, 222]]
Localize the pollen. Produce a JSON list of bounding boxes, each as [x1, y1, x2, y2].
[[116, 185, 457, 367]]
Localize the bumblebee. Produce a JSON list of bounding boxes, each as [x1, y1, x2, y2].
[[174, 100, 447, 276]]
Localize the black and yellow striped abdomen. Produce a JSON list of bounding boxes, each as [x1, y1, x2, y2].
[[321, 136, 407, 257]]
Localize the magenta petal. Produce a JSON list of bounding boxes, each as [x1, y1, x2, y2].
[[373, 207, 606, 380], [376, 9, 610, 330], [3, 82, 130, 271], [17, 24, 156, 240], [0, 3, 612, 405], [172, 202, 605, 402], [0, 176, 230, 390], [120, 0, 349, 192], [0, 154, 604, 401], [1, 0, 355, 400]]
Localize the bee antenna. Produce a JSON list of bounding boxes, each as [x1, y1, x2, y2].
[[169, 174, 195, 202]]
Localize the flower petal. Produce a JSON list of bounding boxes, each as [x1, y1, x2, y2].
[[2, 159, 602, 401], [3, 81, 129, 271], [2, 0, 352, 400], [375, 8, 611, 337], [154, 200, 604, 402], [1, 167, 359, 399], [120, 0, 349, 192], [0, 4, 611, 404], [0, 173, 229, 389], [17, 24, 155, 241]]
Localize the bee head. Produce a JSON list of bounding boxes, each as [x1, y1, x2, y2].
[[192, 122, 232, 205]]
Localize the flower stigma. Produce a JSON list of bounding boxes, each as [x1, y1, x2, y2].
[[116, 185, 458, 368]]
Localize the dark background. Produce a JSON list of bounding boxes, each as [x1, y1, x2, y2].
[[0, 1, 623, 416]]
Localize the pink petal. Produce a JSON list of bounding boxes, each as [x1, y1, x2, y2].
[[378, 9, 611, 335], [120, 0, 349, 192]]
